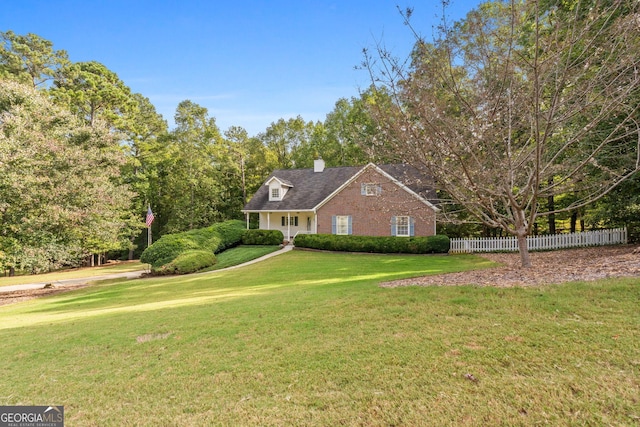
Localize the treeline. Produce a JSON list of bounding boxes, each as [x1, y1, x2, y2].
[[2, 2, 639, 274], [0, 31, 392, 273]]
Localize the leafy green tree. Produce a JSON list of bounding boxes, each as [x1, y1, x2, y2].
[[323, 90, 391, 166], [224, 126, 254, 206], [151, 100, 231, 233], [289, 120, 327, 168], [119, 94, 169, 257], [0, 31, 69, 88], [258, 116, 315, 169], [0, 80, 135, 272], [51, 60, 136, 129]]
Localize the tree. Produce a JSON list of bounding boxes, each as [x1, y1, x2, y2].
[[364, 0, 640, 267], [0, 31, 69, 88], [0, 80, 135, 272], [257, 116, 314, 169], [323, 89, 393, 166], [121, 93, 169, 258], [224, 126, 252, 206], [151, 100, 231, 233], [51, 60, 136, 129]]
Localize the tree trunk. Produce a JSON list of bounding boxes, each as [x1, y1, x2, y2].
[[547, 178, 555, 234], [516, 232, 531, 268], [514, 206, 532, 268], [240, 156, 247, 205], [570, 212, 577, 233]]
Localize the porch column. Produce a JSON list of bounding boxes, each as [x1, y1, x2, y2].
[[245, 213, 250, 230], [287, 212, 291, 240], [267, 212, 270, 230]]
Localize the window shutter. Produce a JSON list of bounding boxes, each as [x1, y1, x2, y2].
[[377, 185, 382, 195], [361, 183, 366, 195], [281, 216, 285, 226], [332, 216, 337, 234], [391, 216, 397, 236], [347, 216, 353, 235], [410, 217, 415, 236]]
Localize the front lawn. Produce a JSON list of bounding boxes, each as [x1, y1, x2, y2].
[[0, 251, 638, 426]]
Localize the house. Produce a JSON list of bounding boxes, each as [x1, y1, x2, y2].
[[242, 159, 439, 241]]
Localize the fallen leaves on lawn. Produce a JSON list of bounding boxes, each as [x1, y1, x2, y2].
[[381, 245, 640, 288]]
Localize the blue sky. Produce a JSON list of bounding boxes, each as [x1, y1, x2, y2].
[[3, 1, 479, 136]]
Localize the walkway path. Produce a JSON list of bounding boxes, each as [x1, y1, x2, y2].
[[0, 245, 294, 294]]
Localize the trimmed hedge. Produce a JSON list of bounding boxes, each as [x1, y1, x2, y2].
[[294, 234, 450, 254], [140, 220, 245, 272], [242, 229, 284, 246], [157, 250, 217, 275]]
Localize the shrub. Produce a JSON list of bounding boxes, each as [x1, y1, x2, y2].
[[158, 250, 217, 275], [140, 235, 200, 268], [242, 229, 284, 245], [140, 220, 245, 272], [294, 234, 450, 254]]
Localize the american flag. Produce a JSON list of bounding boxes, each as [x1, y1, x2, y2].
[[146, 206, 155, 227]]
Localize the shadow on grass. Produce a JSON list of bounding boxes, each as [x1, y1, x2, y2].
[[1, 251, 494, 331]]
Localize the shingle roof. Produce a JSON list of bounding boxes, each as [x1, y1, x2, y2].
[[242, 163, 436, 212]]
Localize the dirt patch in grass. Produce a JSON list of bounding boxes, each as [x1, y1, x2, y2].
[[0, 283, 90, 306], [381, 245, 640, 288]]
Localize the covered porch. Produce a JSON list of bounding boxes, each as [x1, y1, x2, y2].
[[243, 210, 317, 241]]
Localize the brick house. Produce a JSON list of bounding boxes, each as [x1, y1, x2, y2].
[[242, 159, 439, 241]]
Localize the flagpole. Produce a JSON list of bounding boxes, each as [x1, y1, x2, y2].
[[146, 205, 155, 248]]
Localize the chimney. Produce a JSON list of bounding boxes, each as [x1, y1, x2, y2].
[[314, 158, 325, 173]]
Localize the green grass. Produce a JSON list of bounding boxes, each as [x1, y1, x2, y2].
[[0, 251, 638, 426], [205, 245, 281, 270], [0, 261, 145, 287]]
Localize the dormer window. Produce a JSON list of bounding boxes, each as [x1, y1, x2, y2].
[[266, 176, 292, 201]]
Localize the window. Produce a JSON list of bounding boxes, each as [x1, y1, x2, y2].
[[271, 188, 280, 199], [335, 215, 351, 235], [281, 216, 298, 226], [392, 216, 413, 237], [396, 216, 410, 236], [361, 183, 381, 196]]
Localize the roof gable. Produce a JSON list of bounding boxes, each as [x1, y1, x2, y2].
[[265, 176, 293, 188]]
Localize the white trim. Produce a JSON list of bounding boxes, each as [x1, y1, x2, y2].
[[395, 216, 410, 237], [264, 176, 293, 188]]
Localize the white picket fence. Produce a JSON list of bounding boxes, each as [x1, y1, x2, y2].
[[450, 228, 627, 253]]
